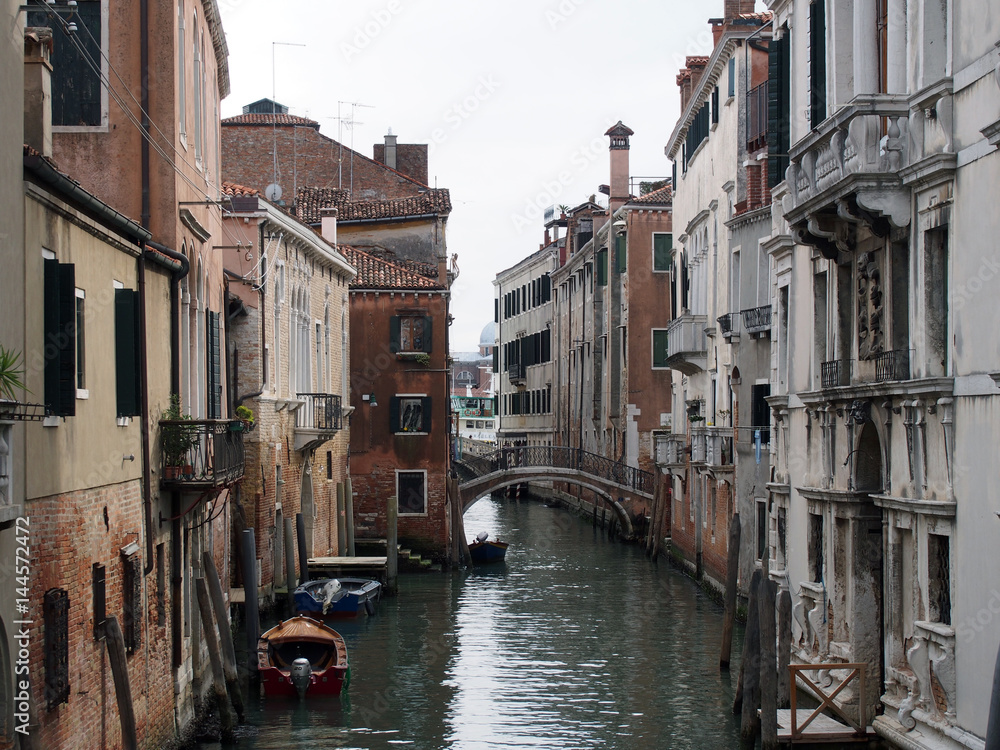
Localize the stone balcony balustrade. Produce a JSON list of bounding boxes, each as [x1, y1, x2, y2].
[[664, 313, 708, 375]]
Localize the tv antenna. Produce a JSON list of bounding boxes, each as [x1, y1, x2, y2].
[[269, 41, 306, 203], [337, 100, 374, 193]]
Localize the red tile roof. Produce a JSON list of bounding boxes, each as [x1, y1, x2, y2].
[[221, 112, 321, 129], [221, 181, 260, 197], [340, 246, 444, 291], [631, 184, 673, 205], [295, 186, 452, 224]]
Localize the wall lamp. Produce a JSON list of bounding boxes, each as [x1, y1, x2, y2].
[[363, 393, 378, 407]]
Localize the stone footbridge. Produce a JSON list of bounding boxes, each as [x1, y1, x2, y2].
[[455, 446, 655, 539]]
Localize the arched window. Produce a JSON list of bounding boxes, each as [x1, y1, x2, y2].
[[273, 265, 283, 395], [323, 303, 330, 393], [200, 32, 207, 166]]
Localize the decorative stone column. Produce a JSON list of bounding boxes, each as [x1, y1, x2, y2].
[[854, 1, 880, 96]]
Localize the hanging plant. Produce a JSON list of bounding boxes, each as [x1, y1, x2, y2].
[[0, 346, 28, 402]]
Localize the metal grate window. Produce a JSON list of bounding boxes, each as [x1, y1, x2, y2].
[[44, 588, 70, 709], [122, 549, 142, 654]]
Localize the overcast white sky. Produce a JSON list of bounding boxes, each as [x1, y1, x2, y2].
[[218, 0, 764, 352]]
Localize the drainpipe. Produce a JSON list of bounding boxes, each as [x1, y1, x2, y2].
[[147, 240, 189, 669], [138, 0, 151, 576]]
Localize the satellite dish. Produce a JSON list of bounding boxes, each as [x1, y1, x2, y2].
[[265, 183, 283, 202]]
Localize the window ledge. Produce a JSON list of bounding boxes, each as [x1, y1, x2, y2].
[[76, 389, 89, 400], [394, 432, 428, 436], [42, 415, 61, 428]]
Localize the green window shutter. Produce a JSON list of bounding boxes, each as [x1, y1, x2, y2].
[[541, 273, 551, 302], [114, 289, 141, 418], [810, 0, 827, 128], [652, 330, 669, 368], [390, 397, 400, 432], [44, 259, 76, 417], [615, 234, 627, 273], [728, 56, 736, 98], [768, 30, 791, 189], [389, 316, 401, 353], [421, 396, 432, 434], [421, 316, 433, 353], [653, 234, 673, 272], [597, 249, 608, 286], [207, 311, 222, 419]]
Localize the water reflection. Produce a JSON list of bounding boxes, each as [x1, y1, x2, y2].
[[203, 496, 743, 749]]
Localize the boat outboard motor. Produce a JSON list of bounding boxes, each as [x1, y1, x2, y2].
[[475, 531, 489, 543], [290, 658, 313, 699]]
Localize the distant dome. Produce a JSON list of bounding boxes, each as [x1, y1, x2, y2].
[[479, 321, 495, 345]]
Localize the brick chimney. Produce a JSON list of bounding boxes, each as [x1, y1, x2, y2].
[[605, 121, 634, 214], [383, 131, 397, 170], [24, 27, 53, 157], [725, 0, 757, 21], [320, 207, 338, 245]]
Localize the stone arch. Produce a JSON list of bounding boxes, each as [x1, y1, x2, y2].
[[854, 419, 883, 493]]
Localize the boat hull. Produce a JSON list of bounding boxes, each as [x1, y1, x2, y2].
[[259, 663, 350, 697], [468, 540, 508, 564], [257, 616, 350, 699], [294, 577, 382, 618]]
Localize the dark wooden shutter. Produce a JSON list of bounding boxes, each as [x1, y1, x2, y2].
[[389, 316, 401, 353], [711, 86, 720, 125], [768, 30, 791, 189], [615, 233, 627, 273], [541, 273, 551, 302], [207, 311, 222, 419], [597, 249, 608, 286], [115, 289, 141, 417], [810, 0, 827, 128], [389, 396, 400, 433], [421, 396, 432, 434], [751, 383, 771, 443], [122, 550, 142, 653], [44, 588, 70, 709], [494, 298, 499, 323], [93, 563, 106, 639], [44, 259, 76, 417], [654, 234, 673, 272], [541, 329, 551, 363], [421, 316, 433, 353]]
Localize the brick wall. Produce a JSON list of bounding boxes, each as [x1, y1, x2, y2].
[[372, 143, 429, 185], [221, 124, 428, 203], [28, 481, 176, 750]]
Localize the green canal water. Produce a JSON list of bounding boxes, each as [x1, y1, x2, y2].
[[204, 496, 747, 749]]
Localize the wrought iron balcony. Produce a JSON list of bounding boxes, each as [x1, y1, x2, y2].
[[294, 393, 343, 452], [159, 419, 245, 490], [821, 359, 851, 389], [741, 306, 772, 337], [717, 312, 740, 340], [664, 314, 708, 375], [873, 349, 912, 383]]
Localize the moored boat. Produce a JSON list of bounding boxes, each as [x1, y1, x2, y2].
[[294, 577, 382, 618], [257, 615, 350, 698], [468, 531, 509, 564]]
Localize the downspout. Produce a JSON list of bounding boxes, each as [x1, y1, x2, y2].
[[138, 0, 152, 577], [147, 240, 190, 669]]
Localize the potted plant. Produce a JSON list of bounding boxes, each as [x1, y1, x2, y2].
[[689, 414, 705, 424], [232, 405, 255, 432], [161, 394, 198, 479], [0, 345, 27, 414]]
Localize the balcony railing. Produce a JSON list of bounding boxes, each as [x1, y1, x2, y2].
[[296, 393, 343, 431], [665, 314, 708, 375], [717, 312, 740, 339], [741, 305, 772, 336], [654, 433, 686, 467], [821, 359, 851, 389], [706, 428, 734, 469], [746, 81, 768, 151], [159, 419, 245, 490], [690, 428, 707, 464], [873, 349, 911, 383], [507, 362, 525, 383]]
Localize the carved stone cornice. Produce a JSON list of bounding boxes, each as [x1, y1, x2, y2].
[[873, 494, 956, 518], [797, 377, 954, 408]]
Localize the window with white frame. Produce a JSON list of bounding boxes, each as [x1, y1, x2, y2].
[[397, 470, 427, 515], [75, 288, 87, 398]]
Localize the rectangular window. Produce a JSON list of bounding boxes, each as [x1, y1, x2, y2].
[[928, 534, 951, 624], [808, 513, 824, 583], [685, 102, 710, 164], [92, 562, 106, 640], [44, 588, 70, 709], [75, 289, 87, 396], [756, 499, 768, 560], [652, 329, 669, 369], [615, 233, 627, 273], [326, 450, 333, 480], [809, 0, 827, 128], [596, 249, 608, 286], [391, 395, 432, 434], [751, 383, 771, 444], [653, 233, 672, 272], [397, 470, 427, 515], [115, 288, 141, 417], [390, 315, 433, 354], [207, 310, 222, 419], [27, 0, 104, 127], [44, 259, 76, 416], [711, 86, 720, 125], [122, 548, 141, 654]]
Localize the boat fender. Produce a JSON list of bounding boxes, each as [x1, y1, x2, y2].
[[365, 599, 376, 617]]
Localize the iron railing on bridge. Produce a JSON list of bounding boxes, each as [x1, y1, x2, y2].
[[458, 445, 654, 495]]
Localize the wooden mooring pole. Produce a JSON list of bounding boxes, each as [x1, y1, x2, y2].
[[195, 577, 236, 740], [734, 568, 761, 718], [104, 616, 138, 750], [760, 578, 778, 750], [386, 494, 398, 595], [720, 512, 741, 670], [202, 551, 245, 721], [296, 513, 309, 585], [777, 587, 792, 708], [241, 528, 259, 672], [284, 518, 296, 615], [345, 477, 356, 556]]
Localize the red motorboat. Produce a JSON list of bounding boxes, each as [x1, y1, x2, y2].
[[257, 615, 350, 698]]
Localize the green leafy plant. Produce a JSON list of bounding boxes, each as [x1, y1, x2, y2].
[[235, 405, 254, 423], [414, 353, 431, 367], [689, 415, 705, 423], [161, 394, 198, 468], [0, 346, 28, 401]]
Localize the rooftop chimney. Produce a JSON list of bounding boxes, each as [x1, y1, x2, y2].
[[384, 130, 397, 170], [725, 0, 757, 22], [320, 207, 338, 245], [605, 121, 634, 214], [24, 28, 53, 158]]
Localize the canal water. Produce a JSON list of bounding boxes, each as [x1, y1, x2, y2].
[[205, 495, 746, 749]]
